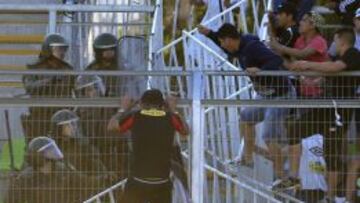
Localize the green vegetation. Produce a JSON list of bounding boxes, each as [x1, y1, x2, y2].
[[0, 137, 26, 171]]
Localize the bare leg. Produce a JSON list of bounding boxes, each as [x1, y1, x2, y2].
[[288, 144, 301, 178], [240, 121, 256, 163], [268, 142, 285, 179], [345, 160, 360, 202], [327, 171, 339, 199]]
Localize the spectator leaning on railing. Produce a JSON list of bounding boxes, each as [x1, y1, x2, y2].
[[198, 23, 295, 181], [270, 11, 329, 99], [269, 2, 300, 50], [328, 8, 360, 58], [291, 28, 360, 202]]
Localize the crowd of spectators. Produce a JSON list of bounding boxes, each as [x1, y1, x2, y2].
[[198, 1, 360, 202]]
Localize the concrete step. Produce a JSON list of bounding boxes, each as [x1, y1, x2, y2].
[[0, 35, 44, 44], [0, 81, 24, 88], [0, 49, 40, 56], [0, 24, 47, 35], [0, 0, 59, 3], [0, 55, 37, 67], [0, 65, 27, 71], [0, 44, 41, 50], [0, 14, 49, 22]]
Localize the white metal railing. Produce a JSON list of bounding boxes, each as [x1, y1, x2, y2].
[[2, 70, 360, 203], [154, 1, 300, 198], [83, 179, 127, 203], [0, 4, 153, 33], [258, 0, 273, 41]]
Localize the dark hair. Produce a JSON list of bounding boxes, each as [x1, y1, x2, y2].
[[335, 28, 355, 46], [141, 89, 164, 107], [216, 23, 241, 39], [277, 2, 297, 21]]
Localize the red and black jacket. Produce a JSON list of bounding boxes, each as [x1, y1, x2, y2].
[[118, 109, 187, 179]]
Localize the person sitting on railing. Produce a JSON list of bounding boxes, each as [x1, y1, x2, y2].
[[86, 33, 120, 97], [290, 28, 360, 202], [107, 89, 189, 203], [5, 137, 109, 203], [198, 23, 295, 181], [22, 33, 75, 143]]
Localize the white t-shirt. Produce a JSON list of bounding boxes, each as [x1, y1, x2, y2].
[[299, 134, 328, 191]]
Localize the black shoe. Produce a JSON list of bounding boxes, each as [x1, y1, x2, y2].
[[272, 177, 300, 192]]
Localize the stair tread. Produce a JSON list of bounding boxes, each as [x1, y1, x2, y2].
[[0, 34, 44, 44], [0, 64, 27, 70], [0, 49, 40, 55]]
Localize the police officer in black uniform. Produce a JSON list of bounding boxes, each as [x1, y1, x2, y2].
[[74, 75, 127, 177], [86, 33, 120, 97], [50, 109, 109, 178], [22, 33, 75, 143], [5, 136, 104, 203]]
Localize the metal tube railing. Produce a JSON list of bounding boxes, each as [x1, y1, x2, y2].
[[191, 70, 205, 203], [0, 4, 154, 13], [2, 69, 360, 76], [83, 179, 127, 203], [205, 165, 284, 203], [182, 31, 239, 71], [2, 70, 360, 202], [148, 0, 161, 71], [156, 0, 247, 54]]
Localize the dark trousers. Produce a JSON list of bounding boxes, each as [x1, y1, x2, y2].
[[120, 178, 172, 203]]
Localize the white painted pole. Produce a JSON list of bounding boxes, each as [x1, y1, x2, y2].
[[191, 70, 204, 203], [48, 10, 57, 33]]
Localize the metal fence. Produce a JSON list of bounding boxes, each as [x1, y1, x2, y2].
[[0, 0, 359, 203], [1, 69, 359, 203], [0, 71, 190, 203]]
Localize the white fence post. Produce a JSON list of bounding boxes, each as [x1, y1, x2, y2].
[[191, 70, 204, 203], [48, 10, 57, 33]]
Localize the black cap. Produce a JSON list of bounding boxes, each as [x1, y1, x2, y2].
[[277, 2, 297, 18], [216, 23, 241, 39], [141, 89, 164, 106]]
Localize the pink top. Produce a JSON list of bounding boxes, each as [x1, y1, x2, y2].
[[294, 35, 329, 97]]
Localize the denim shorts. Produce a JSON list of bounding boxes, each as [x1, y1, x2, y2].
[[240, 89, 296, 144]]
